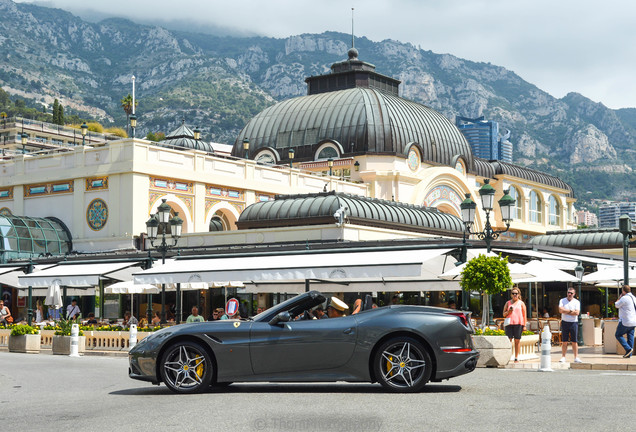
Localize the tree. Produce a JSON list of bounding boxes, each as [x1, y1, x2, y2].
[[57, 104, 64, 125], [121, 94, 138, 132], [460, 254, 512, 328], [52, 99, 59, 124]]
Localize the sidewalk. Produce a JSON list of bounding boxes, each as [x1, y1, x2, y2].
[[507, 344, 636, 371]]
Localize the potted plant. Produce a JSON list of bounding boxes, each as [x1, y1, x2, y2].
[[52, 317, 86, 355], [461, 254, 513, 367], [8, 324, 40, 353]]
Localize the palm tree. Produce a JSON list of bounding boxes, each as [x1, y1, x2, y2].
[[120, 94, 138, 133]]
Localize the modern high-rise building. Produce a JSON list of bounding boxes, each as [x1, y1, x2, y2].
[[576, 210, 598, 227], [598, 202, 636, 228], [456, 116, 512, 163]]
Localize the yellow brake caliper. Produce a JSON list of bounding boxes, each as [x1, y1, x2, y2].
[[194, 355, 205, 377], [386, 355, 394, 376]]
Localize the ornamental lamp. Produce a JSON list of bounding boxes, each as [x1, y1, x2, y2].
[[129, 115, 137, 129], [243, 138, 250, 159], [574, 263, 584, 281], [354, 161, 360, 172], [157, 198, 172, 224], [170, 213, 184, 239], [478, 179, 495, 211], [193, 127, 201, 141], [460, 193, 476, 226], [498, 189, 516, 224], [288, 148, 295, 168], [81, 122, 88, 136], [145, 216, 159, 241], [21, 132, 28, 147]]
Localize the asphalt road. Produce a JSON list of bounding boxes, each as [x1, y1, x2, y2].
[[1, 351, 631, 431]]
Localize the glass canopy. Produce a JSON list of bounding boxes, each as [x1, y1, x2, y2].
[[0, 215, 72, 262]]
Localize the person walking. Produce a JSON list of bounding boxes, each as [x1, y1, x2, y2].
[[558, 288, 581, 363], [615, 284, 636, 358], [502, 287, 527, 363]]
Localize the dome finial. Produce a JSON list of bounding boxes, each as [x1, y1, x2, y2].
[[348, 8, 358, 60]]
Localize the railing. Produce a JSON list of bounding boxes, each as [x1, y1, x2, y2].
[[0, 328, 150, 351]]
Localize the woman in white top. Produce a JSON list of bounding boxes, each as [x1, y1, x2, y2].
[[35, 300, 44, 323], [615, 284, 636, 358]]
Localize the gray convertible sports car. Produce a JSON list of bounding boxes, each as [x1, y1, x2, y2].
[[129, 290, 478, 393]]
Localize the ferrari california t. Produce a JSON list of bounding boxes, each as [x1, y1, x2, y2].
[[129, 290, 478, 393]]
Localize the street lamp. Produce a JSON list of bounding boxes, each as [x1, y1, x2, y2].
[[21, 133, 28, 154], [459, 180, 515, 322], [243, 138, 250, 159], [129, 115, 137, 139], [81, 122, 88, 146], [618, 214, 632, 286], [460, 180, 515, 253], [328, 158, 334, 177], [146, 199, 183, 324], [1, 112, 6, 129], [575, 262, 584, 345], [193, 126, 201, 141], [288, 148, 294, 169], [354, 161, 360, 172]]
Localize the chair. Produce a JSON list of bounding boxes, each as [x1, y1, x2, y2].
[[527, 320, 540, 333], [548, 319, 561, 345]]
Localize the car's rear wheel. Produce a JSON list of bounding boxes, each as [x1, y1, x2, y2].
[[160, 341, 212, 394], [374, 336, 431, 392]]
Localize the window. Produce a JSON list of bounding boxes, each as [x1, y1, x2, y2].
[[549, 195, 561, 226], [529, 191, 542, 223], [508, 186, 522, 220], [255, 149, 278, 165], [314, 142, 341, 161]]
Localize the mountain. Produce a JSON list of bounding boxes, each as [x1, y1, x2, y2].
[[0, 0, 634, 206]]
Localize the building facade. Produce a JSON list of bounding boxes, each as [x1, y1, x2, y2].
[[599, 202, 636, 228]]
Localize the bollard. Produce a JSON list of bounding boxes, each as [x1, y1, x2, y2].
[[69, 323, 80, 358], [538, 325, 553, 372], [129, 324, 137, 350]]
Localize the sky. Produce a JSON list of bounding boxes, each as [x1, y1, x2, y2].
[[22, 0, 636, 109]]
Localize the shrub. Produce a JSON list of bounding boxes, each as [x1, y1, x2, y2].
[[105, 127, 128, 138], [10, 325, 39, 336], [54, 317, 84, 336]]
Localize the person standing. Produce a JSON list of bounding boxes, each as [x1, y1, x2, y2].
[[502, 287, 527, 363], [559, 288, 581, 363], [66, 299, 81, 320], [615, 284, 636, 358], [0, 300, 12, 324]]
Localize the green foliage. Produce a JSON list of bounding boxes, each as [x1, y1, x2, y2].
[[54, 317, 84, 336], [145, 131, 165, 142], [105, 127, 128, 137], [474, 328, 505, 336], [460, 254, 512, 295], [10, 324, 39, 336]]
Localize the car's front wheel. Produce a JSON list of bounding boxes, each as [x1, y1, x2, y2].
[[160, 341, 213, 394], [374, 336, 431, 392]]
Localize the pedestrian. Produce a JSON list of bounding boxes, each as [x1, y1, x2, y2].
[[614, 284, 636, 358], [0, 299, 12, 324], [123, 311, 138, 329], [558, 288, 581, 363], [186, 306, 205, 323], [502, 287, 527, 363], [66, 299, 81, 320]]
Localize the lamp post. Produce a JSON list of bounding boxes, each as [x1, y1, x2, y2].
[[1, 112, 6, 129], [354, 160, 360, 172], [328, 158, 334, 177], [575, 262, 584, 345], [21, 133, 28, 154], [288, 148, 294, 169], [129, 115, 136, 139], [243, 138, 249, 159], [81, 122, 88, 145], [146, 199, 183, 324], [459, 180, 516, 322], [193, 126, 201, 141], [619, 214, 632, 286]]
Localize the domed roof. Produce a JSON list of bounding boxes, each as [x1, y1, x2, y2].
[[232, 50, 473, 168], [233, 87, 473, 168], [237, 191, 464, 236], [157, 120, 214, 154]]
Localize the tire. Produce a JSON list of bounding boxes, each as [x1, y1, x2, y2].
[[373, 336, 432, 393], [160, 341, 213, 394]]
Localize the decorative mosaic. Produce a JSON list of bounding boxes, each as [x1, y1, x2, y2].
[[258, 194, 274, 202], [149, 177, 193, 194], [423, 185, 463, 214], [86, 198, 108, 231], [86, 176, 109, 191], [0, 207, 12, 216], [148, 192, 193, 219], [24, 181, 73, 198], [407, 147, 420, 171], [206, 184, 244, 201], [0, 187, 13, 200]]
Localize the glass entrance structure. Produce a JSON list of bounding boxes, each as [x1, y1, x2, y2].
[[0, 215, 72, 262]]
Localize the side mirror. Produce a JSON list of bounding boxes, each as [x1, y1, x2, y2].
[[268, 311, 291, 326]]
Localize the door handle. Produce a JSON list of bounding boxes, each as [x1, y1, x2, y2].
[[343, 328, 353, 334]]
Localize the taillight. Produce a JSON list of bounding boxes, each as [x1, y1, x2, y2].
[[442, 348, 472, 353], [447, 312, 469, 327]]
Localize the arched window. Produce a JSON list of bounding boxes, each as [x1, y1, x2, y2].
[[529, 190, 542, 223], [549, 195, 561, 226], [254, 149, 278, 165], [314, 142, 341, 161], [508, 186, 522, 220]]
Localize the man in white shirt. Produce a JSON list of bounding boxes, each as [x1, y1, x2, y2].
[[615, 285, 636, 358], [66, 299, 81, 320], [558, 288, 581, 363]]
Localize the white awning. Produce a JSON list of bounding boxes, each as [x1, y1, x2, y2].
[[134, 248, 454, 286], [242, 278, 460, 294], [19, 261, 143, 287], [0, 264, 57, 288], [513, 260, 579, 283], [493, 248, 578, 270], [17, 287, 95, 296]]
